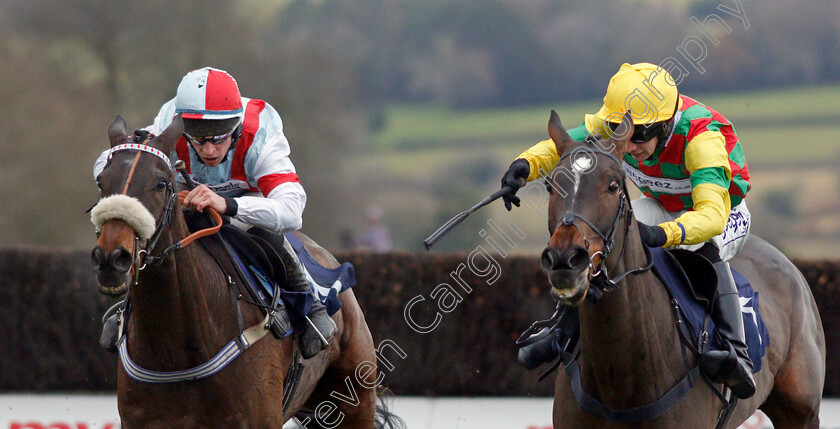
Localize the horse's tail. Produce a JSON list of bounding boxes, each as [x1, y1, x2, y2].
[[374, 386, 406, 429]]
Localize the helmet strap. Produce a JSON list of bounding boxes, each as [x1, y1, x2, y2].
[[228, 124, 243, 151], [657, 93, 681, 145], [658, 118, 674, 143]]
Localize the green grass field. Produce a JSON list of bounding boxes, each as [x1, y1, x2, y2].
[[353, 84, 840, 258]]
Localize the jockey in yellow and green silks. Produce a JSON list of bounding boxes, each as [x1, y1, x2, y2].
[[505, 63, 756, 399], [509, 63, 750, 250]]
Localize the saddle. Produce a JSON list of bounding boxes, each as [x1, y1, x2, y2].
[[183, 211, 310, 414], [185, 211, 357, 337], [185, 211, 295, 338], [527, 248, 770, 424], [650, 247, 770, 371], [538, 247, 769, 375]]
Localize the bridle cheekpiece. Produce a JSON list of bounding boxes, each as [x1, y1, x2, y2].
[[553, 146, 653, 299]]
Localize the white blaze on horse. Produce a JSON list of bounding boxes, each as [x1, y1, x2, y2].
[[540, 110, 825, 428]]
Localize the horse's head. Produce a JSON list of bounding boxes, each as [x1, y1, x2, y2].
[[541, 110, 635, 305], [90, 115, 183, 295]]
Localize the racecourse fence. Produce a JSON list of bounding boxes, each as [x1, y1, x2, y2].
[[1, 246, 837, 396]]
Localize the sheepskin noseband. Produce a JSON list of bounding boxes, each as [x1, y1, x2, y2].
[[91, 194, 157, 240]]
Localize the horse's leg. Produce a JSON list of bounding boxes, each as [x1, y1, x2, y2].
[[760, 342, 824, 428], [761, 287, 825, 428], [761, 366, 822, 429], [291, 233, 380, 427], [332, 291, 379, 428], [303, 290, 378, 428]]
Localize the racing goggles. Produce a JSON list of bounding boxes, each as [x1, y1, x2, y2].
[[183, 128, 236, 146], [607, 120, 669, 144]]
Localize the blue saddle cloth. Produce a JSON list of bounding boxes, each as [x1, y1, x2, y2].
[[649, 247, 770, 372], [226, 231, 355, 337], [283, 232, 356, 316]]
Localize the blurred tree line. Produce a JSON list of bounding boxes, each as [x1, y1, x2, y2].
[[280, 0, 840, 107], [0, 0, 838, 248], [0, 0, 362, 248]]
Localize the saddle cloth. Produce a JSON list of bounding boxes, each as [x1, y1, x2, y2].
[[219, 227, 355, 336], [283, 231, 356, 317], [649, 247, 770, 372], [186, 211, 355, 337]]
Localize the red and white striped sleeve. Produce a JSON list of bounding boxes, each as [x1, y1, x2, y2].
[[234, 103, 307, 233]]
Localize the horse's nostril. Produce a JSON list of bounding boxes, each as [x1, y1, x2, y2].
[[565, 246, 589, 270], [108, 247, 134, 273], [91, 247, 106, 271], [542, 245, 589, 271], [541, 246, 559, 271]]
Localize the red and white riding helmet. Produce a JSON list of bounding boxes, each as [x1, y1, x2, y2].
[[175, 67, 244, 121]]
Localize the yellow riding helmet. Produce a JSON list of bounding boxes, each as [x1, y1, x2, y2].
[[595, 62, 682, 125]]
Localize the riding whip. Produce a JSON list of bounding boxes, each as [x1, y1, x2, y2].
[[174, 160, 198, 189], [423, 185, 516, 250]]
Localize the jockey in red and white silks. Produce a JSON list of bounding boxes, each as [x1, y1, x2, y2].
[[94, 92, 305, 235], [93, 67, 335, 360]]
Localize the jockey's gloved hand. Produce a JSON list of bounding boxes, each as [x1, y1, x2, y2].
[[636, 221, 668, 248], [501, 159, 530, 211]]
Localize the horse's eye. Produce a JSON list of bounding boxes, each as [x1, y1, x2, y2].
[[156, 179, 168, 191], [545, 180, 554, 195], [608, 180, 621, 193], [96, 180, 103, 190]]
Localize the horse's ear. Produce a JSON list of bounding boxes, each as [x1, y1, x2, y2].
[[608, 110, 634, 158], [108, 115, 128, 148], [151, 114, 184, 155], [548, 110, 573, 156]]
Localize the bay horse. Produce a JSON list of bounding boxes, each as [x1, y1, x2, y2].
[[91, 115, 398, 428], [539, 110, 825, 428]]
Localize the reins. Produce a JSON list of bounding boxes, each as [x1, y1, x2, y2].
[[139, 190, 222, 267], [547, 145, 736, 425], [102, 140, 277, 384], [104, 139, 223, 269]]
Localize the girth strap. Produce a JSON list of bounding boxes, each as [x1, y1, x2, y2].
[[118, 312, 271, 383], [556, 293, 734, 424], [565, 359, 701, 422]]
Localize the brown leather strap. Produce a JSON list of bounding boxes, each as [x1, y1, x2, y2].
[[120, 133, 153, 194], [122, 151, 142, 194], [176, 190, 222, 248]]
